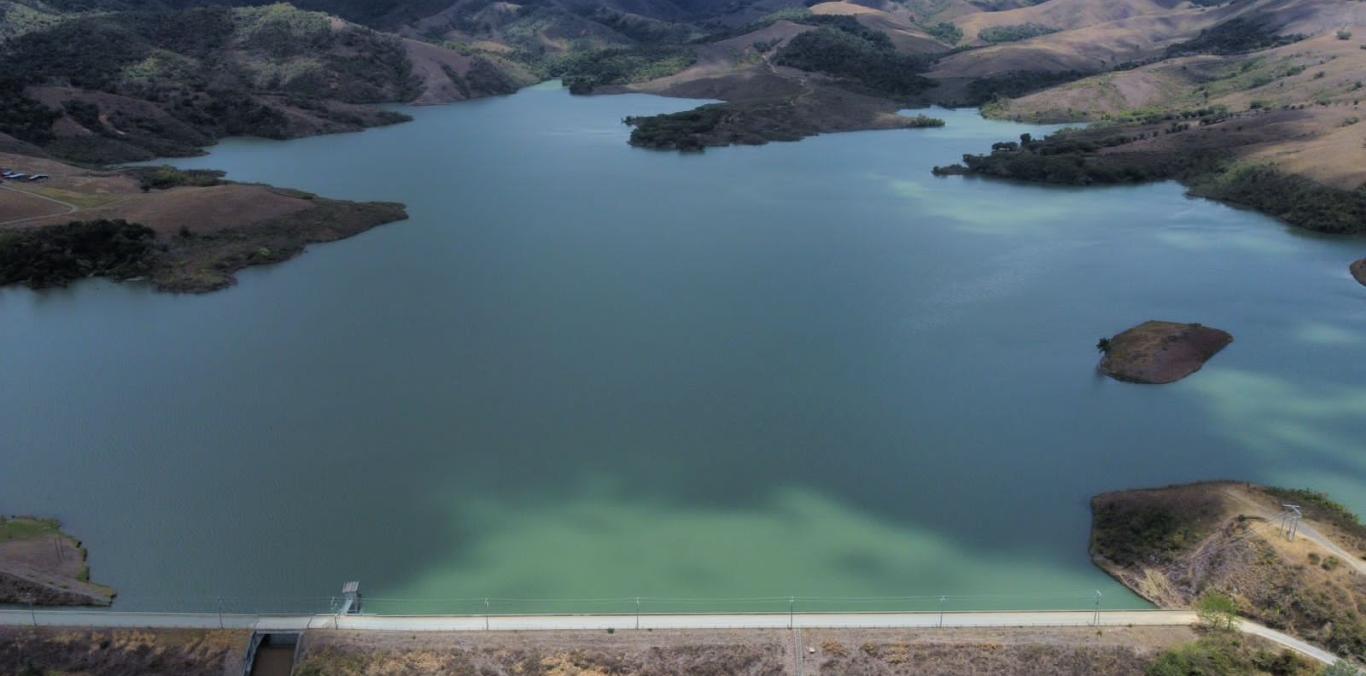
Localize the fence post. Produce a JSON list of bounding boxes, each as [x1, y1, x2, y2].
[[484, 598, 490, 631], [28, 599, 36, 627], [1093, 590, 1102, 626], [217, 597, 224, 629], [938, 596, 946, 628], [788, 597, 795, 630], [635, 597, 641, 630]]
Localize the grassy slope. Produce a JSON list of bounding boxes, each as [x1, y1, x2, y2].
[[0, 516, 115, 606], [1091, 482, 1366, 663]]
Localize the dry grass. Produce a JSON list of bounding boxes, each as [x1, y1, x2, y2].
[[1091, 482, 1366, 662], [0, 188, 67, 223], [294, 626, 1203, 676], [0, 627, 249, 676]]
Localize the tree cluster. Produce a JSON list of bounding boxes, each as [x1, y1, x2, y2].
[[774, 26, 933, 98], [0, 220, 158, 289]]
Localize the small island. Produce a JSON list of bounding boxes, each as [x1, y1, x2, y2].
[[0, 516, 113, 607], [1352, 259, 1366, 287], [1097, 321, 1232, 384], [1090, 482, 1366, 663]]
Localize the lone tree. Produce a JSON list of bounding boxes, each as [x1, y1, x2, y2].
[[1096, 337, 1112, 354], [1322, 660, 1359, 676], [1196, 590, 1239, 631]]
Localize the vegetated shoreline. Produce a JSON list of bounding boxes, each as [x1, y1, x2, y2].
[[934, 107, 1366, 236], [0, 157, 407, 294], [0, 516, 114, 607], [1089, 481, 1366, 664]]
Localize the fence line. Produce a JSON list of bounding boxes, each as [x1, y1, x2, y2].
[[2, 590, 1135, 617]]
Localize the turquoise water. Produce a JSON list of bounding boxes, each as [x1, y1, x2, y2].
[[3, 82, 1364, 614]]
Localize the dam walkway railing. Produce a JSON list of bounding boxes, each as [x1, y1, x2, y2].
[[0, 607, 1194, 632]]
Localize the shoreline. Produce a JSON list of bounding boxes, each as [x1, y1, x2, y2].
[[0, 157, 409, 294], [1089, 482, 1366, 665]]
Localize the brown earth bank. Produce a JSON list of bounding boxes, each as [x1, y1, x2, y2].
[[1091, 482, 1366, 662], [293, 626, 1215, 675], [0, 625, 1322, 676], [1352, 258, 1366, 287], [0, 625, 1325, 675], [0, 627, 249, 676], [0, 517, 113, 608], [1098, 321, 1233, 385], [0, 154, 407, 294]]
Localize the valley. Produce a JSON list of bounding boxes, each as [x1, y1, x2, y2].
[[1, 1, 1365, 672]]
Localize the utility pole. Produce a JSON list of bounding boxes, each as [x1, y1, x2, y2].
[[1280, 504, 1302, 541]]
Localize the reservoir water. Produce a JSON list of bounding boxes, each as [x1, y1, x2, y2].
[[3, 82, 1364, 614]]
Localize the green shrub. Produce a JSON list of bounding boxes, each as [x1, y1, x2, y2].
[[926, 21, 962, 45], [1166, 18, 1303, 57], [0, 220, 158, 289], [1197, 591, 1240, 631], [0, 79, 60, 144], [128, 166, 226, 191], [625, 104, 727, 151], [555, 46, 696, 94], [774, 27, 933, 97], [978, 23, 1056, 44]]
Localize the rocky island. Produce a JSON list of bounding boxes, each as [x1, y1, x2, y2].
[[1090, 482, 1366, 663], [1352, 259, 1366, 287], [0, 516, 113, 607], [1098, 321, 1232, 384]]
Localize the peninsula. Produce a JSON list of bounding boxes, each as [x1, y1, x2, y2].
[[0, 516, 113, 607]]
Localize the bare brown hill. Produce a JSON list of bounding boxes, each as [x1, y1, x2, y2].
[[934, 0, 1365, 78], [953, 0, 1187, 44]]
